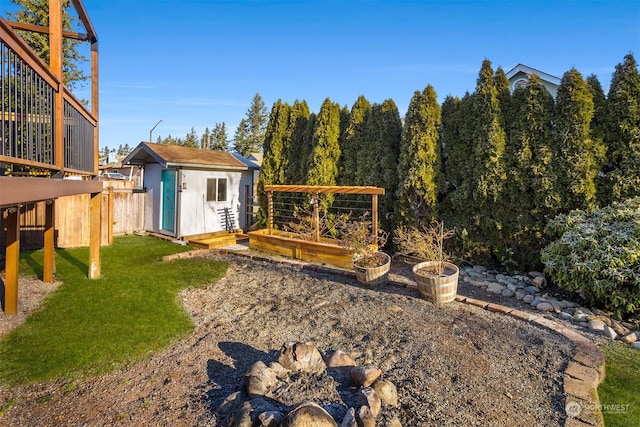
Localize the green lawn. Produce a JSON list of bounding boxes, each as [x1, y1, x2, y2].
[[598, 342, 640, 427], [0, 235, 227, 387]]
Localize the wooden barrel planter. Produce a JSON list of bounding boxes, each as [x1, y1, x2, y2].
[[353, 252, 391, 287], [413, 261, 459, 304]]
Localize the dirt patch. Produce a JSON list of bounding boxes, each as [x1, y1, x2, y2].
[[0, 254, 575, 426]]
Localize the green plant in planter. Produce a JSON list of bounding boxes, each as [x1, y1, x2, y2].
[[393, 221, 455, 275], [338, 213, 389, 268], [541, 197, 640, 320]]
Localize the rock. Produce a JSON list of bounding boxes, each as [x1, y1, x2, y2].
[[501, 289, 515, 298], [620, 332, 638, 344], [323, 350, 357, 368], [279, 341, 326, 374], [523, 295, 535, 304], [524, 286, 540, 294], [610, 320, 629, 336], [283, 402, 339, 427], [603, 325, 618, 340], [556, 300, 568, 309], [359, 387, 381, 417], [234, 401, 255, 427], [559, 312, 573, 321], [587, 319, 606, 332], [515, 291, 525, 301], [269, 361, 290, 377], [373, 379, 399, 407], [259, 411, 286, 426], [486, 283, 505, 294], [531, 276, 547, 289], [217, 391, 244, 414], [356, 406, 376, 427], [350, 365, 383, 387], [473, 265, 487, 273], [631, 341, 640, 350], [562, 300, 580, 308], [530, 297, 542, 307], [339, 408, 357, 427], [536, 302, 554, 312], [245, 361, 278, 397]]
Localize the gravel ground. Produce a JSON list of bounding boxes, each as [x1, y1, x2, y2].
[[0, 253, 576, 426]]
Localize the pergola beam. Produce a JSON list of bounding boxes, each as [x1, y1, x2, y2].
[[264, 185, 385, 195]]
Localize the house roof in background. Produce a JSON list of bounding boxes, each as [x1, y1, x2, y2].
[[124, 142, 249, 170], [506, 64, 561, 85]]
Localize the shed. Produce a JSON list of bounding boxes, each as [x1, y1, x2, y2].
[[123, 142, 258, 238]]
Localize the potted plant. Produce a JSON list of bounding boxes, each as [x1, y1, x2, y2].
[[339, 213, 391, 287], [393, 221, 459, 304]]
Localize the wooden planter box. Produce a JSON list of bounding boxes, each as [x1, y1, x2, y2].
[[248, 229, 353, 269]]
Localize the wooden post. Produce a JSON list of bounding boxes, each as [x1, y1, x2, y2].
[[4, 207, 20, 314], [267, 191, 274, 235], [372, 194, 379, 241], [43, 200, 55, 283], [49, 0, 64, 170], [107, 186, 114, 245], [88, 192, 101, 279], [313, 193, 320, 242]]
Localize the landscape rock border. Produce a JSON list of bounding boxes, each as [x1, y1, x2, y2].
[[165, 247, 608, 427]]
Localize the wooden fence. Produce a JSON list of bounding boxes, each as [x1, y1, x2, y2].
[[1, 180, 144, 251]]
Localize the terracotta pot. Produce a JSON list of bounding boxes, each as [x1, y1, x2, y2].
[[412, 261, 459, 304], [353, 252, 391, 287]]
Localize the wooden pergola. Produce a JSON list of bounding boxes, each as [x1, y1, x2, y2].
[[264, 185, 385, 241]]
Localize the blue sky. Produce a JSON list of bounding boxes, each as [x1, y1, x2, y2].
[[20, 0, 640, 151]]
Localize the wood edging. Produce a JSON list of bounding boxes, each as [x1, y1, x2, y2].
[[166, 247, 606, 426]]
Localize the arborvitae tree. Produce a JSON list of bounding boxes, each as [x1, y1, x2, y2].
[[554, 68, 605, 212], [501, 74, 557, 269], [285, 100, 311, 184], [494, 67, 512, 131], [359, 99, 402, 231], [338, 96, 371, 185], [297, 113, 317, 184], [257, 100, 291, 224], [210, 122, 229, 151], [233, 118, 250, 155], [586, 74, 607, 142], [602, 53, 640, 203], [459, 60, 507, 264], [9, 0, 88, 89], [306, 98, 341, 189], [440, 93, 471, 228], [396, 85, 443, 226], [244, 93, 268, 154]]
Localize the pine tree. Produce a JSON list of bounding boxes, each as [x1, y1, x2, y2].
[[338, 96, 371, 185], [233, 118, 250, 155], [245, 93, 268, 154], [396, 86, 443, 226], [183, 127, 199, 148], [603, 53, 640, 203], [306, 98, 341, 188], [554, 68, 605, 212], [8, 0, 88, 89], [211, 122, 229, 151]]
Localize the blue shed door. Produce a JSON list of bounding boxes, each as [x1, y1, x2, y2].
[[161, 169, 176, 233]]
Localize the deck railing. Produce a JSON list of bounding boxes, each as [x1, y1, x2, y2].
[[0, 17, 96, 174]]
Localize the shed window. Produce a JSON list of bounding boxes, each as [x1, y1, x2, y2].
[[206, 178, 227, 202]]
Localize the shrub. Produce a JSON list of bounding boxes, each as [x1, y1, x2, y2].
[[541, 197, 640, 319]]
